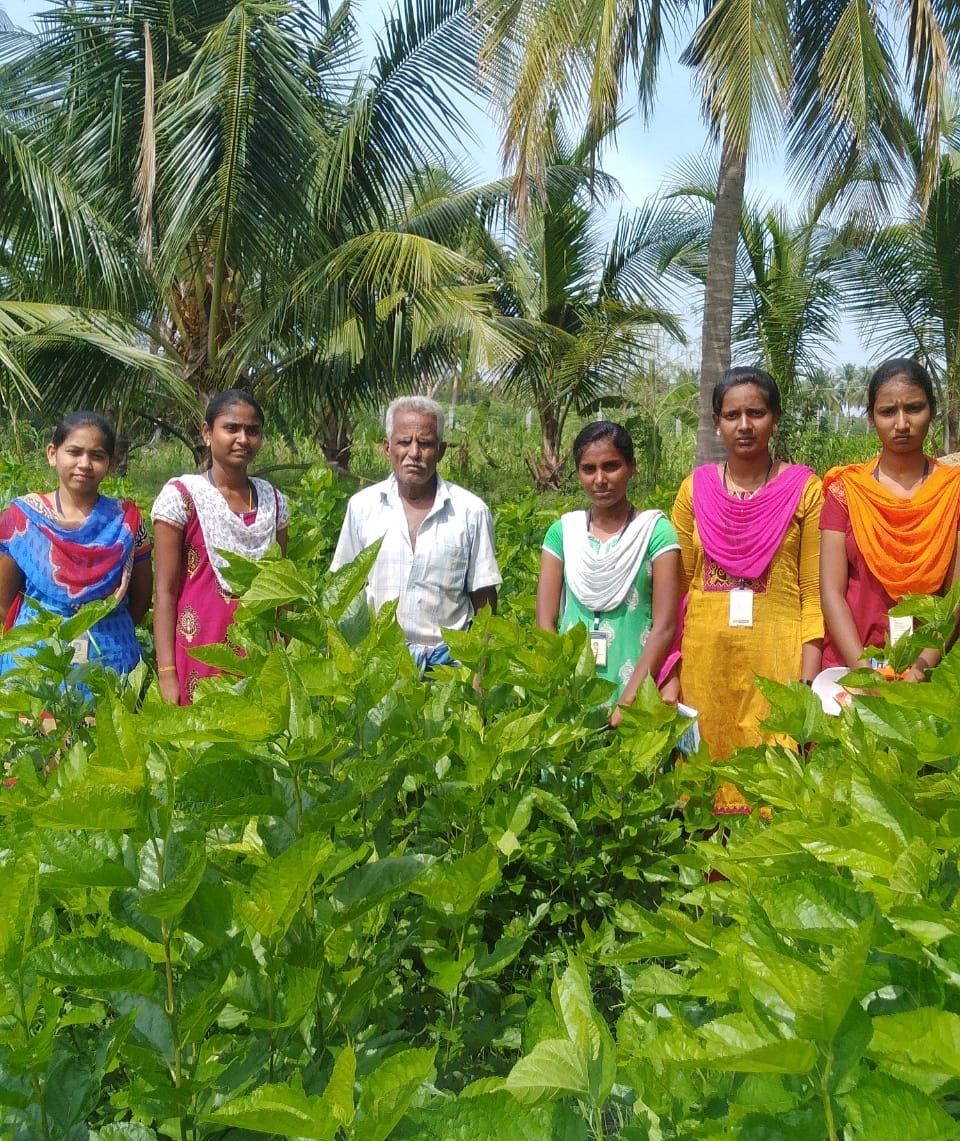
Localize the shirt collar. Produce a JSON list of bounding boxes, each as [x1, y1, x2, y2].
[[383, 472, 451, 516]]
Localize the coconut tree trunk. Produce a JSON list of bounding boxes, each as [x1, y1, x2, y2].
[[696, 132, 747, 464], [531, 402, 563, 490], [318, 410, 353, 472]]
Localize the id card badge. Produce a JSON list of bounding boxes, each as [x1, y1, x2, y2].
[[70, 633, 90, 665], [729, 588, 754, 628], [590, 630, 609, 668], [889, 613, 913, 643]]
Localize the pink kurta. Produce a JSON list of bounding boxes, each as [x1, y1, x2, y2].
[[151, 476, 288, 704]]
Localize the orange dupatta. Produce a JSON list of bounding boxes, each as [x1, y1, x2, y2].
[[822, 459, 960, 600]]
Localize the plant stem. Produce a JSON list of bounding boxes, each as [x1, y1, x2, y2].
[[821, 1049, 838, 1141]]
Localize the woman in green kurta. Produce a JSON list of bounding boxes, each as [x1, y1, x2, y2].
[[536, 421, 682, 728]]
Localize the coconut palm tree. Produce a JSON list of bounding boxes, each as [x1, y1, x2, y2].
[[480, 125, 686, 487], [656, 160, 847, 398], [477, 0, 960, 461], [842, 131, 960, 450], [0, 0, 503, 448]]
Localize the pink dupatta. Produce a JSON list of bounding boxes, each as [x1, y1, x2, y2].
[[692, 463, 813, 581]]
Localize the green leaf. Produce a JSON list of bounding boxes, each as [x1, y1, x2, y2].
[[506, 1038, 592, 1104], [645, 1014, 818, 1074], [867, 1008, 960, 1094], [138, 830, 207, 920], [88, 695, 146, 781], [326, 1044, 356, 1127], [0, 835, 38, 958], [756, 877, 876, 945], [412, 843, 500, 921], [237, 833, 332, 941], [394, 1089, 588, 1140], [841, 1071, 956, 1141], [240, 555, 314, 612], [744, 920, 872, 1042], [321, 541, 383, 621], [204, 1081, 339, 1139], [29, 937, 157, 995], [553, 956, 616, 1105], [175, 755, 285, 821], [353, 1047, 436, 1141], [39, 830, 135, 889], [331, 854, 434, 919], [30, 784, 143, 830], [92, 1125, 159, 1139]]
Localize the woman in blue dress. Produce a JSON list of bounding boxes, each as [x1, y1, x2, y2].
[[0, 411, 152, 680]]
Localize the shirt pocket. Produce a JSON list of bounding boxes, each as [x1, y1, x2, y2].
[[422, 529, 470, 590]]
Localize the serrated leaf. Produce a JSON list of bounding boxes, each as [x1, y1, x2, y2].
[[394, 1090, 588, 1140], [39, 830, 135, 889], [330, 854, 433, 918], [412, 843, 500, 920], [237, 833, 332, 941], [353, 1047, 436, 1141], [0, 837, 38, 959], [867, 1008, 960, 1093], [326, 1044, 356, 1126], [204, 1081, 338, 1139], [321, 541, 383, 621], [842, 1071, 956, 1141], [138, 831, 207, 920], [506, 1038, 591, 1104], [553, 956, 616, 1104], [30, 937, 157, 995], [31, 785, 143, 830], [757, 877, 876, 945]]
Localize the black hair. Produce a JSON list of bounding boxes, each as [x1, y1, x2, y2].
[[572, 421, 635, 467], [203, 388, 264, 428], [866, 358, 936, 417], [712, 366, 782, 417], [51, 411, 116, 457]]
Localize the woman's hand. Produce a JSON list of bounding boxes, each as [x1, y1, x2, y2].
[[659, 670, 681, 706], [158, 671, 181, 704]]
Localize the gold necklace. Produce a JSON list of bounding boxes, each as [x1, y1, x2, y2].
[[207, 468, 253, 512], [722, 457, 773, 499]]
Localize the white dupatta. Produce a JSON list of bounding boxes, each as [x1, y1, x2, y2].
[[560, 508, 663, 612], [176, 473, 279, 592]]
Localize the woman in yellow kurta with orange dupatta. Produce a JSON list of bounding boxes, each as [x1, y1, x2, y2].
[[821, 358, 960, 678], [672, 368, 823, 815]]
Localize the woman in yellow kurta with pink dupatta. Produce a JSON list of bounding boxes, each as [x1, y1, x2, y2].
[[673, 368, 823, 815], [821, 358, 960, 679]]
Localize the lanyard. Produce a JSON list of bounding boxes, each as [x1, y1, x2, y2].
[[588, 504, 635, 629]]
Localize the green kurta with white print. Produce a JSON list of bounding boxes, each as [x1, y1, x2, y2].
[[542, 513, 679, 697]]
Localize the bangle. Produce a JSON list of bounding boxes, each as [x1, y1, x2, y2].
[[158, 665, 177, 674]]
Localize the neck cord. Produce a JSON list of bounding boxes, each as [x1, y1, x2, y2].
[[55, 488, 97, 517], [587, 503, 635, 540], [723, 456, 773, 499], [873, 456, 930, 488]]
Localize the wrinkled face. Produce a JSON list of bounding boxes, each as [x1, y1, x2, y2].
[[576, 438, 635, 509], [868, 377, 932, 454], [47, 425, 113, 494], [714, 383, 779, 461], [202, 401, 264, 469], [384, 410, 446, 489]]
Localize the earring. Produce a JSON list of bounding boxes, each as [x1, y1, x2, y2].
[[715, 429, 721, 437]]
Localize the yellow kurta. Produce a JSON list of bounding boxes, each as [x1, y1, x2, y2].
[[672, 471, 823, 764]]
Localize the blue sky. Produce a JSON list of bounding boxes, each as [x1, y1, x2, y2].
[[0, 0, 870, 365]]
